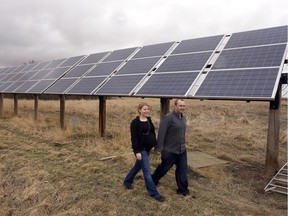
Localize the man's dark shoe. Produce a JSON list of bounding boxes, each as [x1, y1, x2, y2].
[[123, 184, 133, 190], [154, 195, 165, 202], [177, 190, 196, 198]]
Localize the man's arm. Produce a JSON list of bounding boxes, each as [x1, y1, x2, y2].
[[154, 114, 170, 152]]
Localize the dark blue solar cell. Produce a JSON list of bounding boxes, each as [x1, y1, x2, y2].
[[44, 58, 66, 69], [172, 35, 224, 54], [132, 42, 175, 59], [13, 64, 28, 73], [58, 55, 85, 67], [116, 57, 161, 75], [29, 69, 54, 80], [0, 75, 6, 81], [4, 66, 18, 74], [95, 75, 144, 95], [45, 78, 78, 94], [212, 44, 286, 69], [156, 52, 212, 72], [86, 61, 123, 76], [18, 72, 39, 81], [26, 80, 56, 94], [42, 67, 70, 79], [102, 47, 138, 62], [225, 26, 287, 48], [195, 68, 279, 98], [22, 62, 39, 72], [64, 64, 95, 78], [7, 73, 25, 81], [1, 74, 15, 82], [32, 61, 51, 71], [136, 72, 198, 96], [3, 81, 25, 93], [66, 77, 106, 95], [0, 82, 13, 92], [79, 52, 109, 65], [14, 80, 38, 93]]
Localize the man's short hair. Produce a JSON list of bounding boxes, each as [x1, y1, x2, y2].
[[174, 98, 184, 105]]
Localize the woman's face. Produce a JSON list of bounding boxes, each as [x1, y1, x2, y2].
[[139, 105, 150, 117]]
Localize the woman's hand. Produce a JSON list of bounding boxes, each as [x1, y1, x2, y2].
[[136, 153, 142, 161]]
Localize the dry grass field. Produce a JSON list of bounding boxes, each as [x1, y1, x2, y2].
[[0, 97, 287, 216]]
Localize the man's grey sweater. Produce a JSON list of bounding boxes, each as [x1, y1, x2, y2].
[[155, 110, 186, 154]]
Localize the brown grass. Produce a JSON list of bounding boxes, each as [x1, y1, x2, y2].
[[0, 97, 287, 216]]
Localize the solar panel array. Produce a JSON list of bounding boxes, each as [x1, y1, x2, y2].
[[0, 25, 287, 101], [194, 26, 288, 100]]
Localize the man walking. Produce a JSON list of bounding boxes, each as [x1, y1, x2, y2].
[[152, 99, 192, 197]]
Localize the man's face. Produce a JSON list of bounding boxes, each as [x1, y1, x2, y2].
[[175, 100, 185, 114]]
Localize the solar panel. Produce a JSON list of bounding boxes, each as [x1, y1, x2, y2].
[[2, 81, 25, 93], [95, 75, 144, 96], [17, 72, 37, 81], [212, 44, 286, 69], [43, 67, 71, 79], [58, 55, 85, 67], [195, 68, 279, 99], [93, 56, 164, 95], [26, 79, 56, 94], [66, 77, 106, 95], [135, 72, 199, 97], [44, 58, 67, 69], [79, 52, 109, 65], [4, 66, 18, 74], [116, 57, 161, 75], [132, 42, 175, 59], [102, 47, 138, 62], [172, 35, 224, 54], [1, 67, 12, 74], [32, 61, 51, 71], [85, 61, 123, 76], [44, 78, 78, 94], [1, 74, 15, 82], [156, 52, 212, 72], [193, 26, 288, 100], [0, 74, 6, 81], [7, 72, 26, 81], [0, 82, 13, 92], [0, 25, 286, 100], [14, 80, 39, 93], [63, 64, 95, 78], [13, 64, 28, 73], [225, 26, 287, 49], [29, 69, 54, 80], [22, 62, 39, 72]]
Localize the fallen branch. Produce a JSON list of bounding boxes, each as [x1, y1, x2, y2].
[[99, 152, 133, 161]]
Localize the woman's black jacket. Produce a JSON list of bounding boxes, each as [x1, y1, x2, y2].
[[130, 116, 156, 154]]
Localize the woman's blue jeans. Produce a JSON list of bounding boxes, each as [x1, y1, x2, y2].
[[123, 150, 161, 198]]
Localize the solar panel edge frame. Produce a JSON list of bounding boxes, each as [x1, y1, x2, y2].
[[270, 45, 288, 99]]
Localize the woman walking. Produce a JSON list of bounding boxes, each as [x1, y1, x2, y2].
[[123, 102, 165, 202]]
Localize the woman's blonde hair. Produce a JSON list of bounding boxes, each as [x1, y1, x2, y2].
[[137, 102, 149, 115]]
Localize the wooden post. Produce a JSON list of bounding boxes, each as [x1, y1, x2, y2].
[[60, 95, 65, 129], [160, 98, 170, 120], [0, 93, 3, 118], [14, 94, 18, 116], [99, 96, 106, 137], [34, 94, 39, 121], [265, 84, 281, 176]]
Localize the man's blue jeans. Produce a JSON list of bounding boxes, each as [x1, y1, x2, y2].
[[152, 150, 189, 195], [123, 150, 161, 198]]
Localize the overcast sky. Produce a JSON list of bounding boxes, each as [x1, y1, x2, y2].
[[0, 0, 287, 67]]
